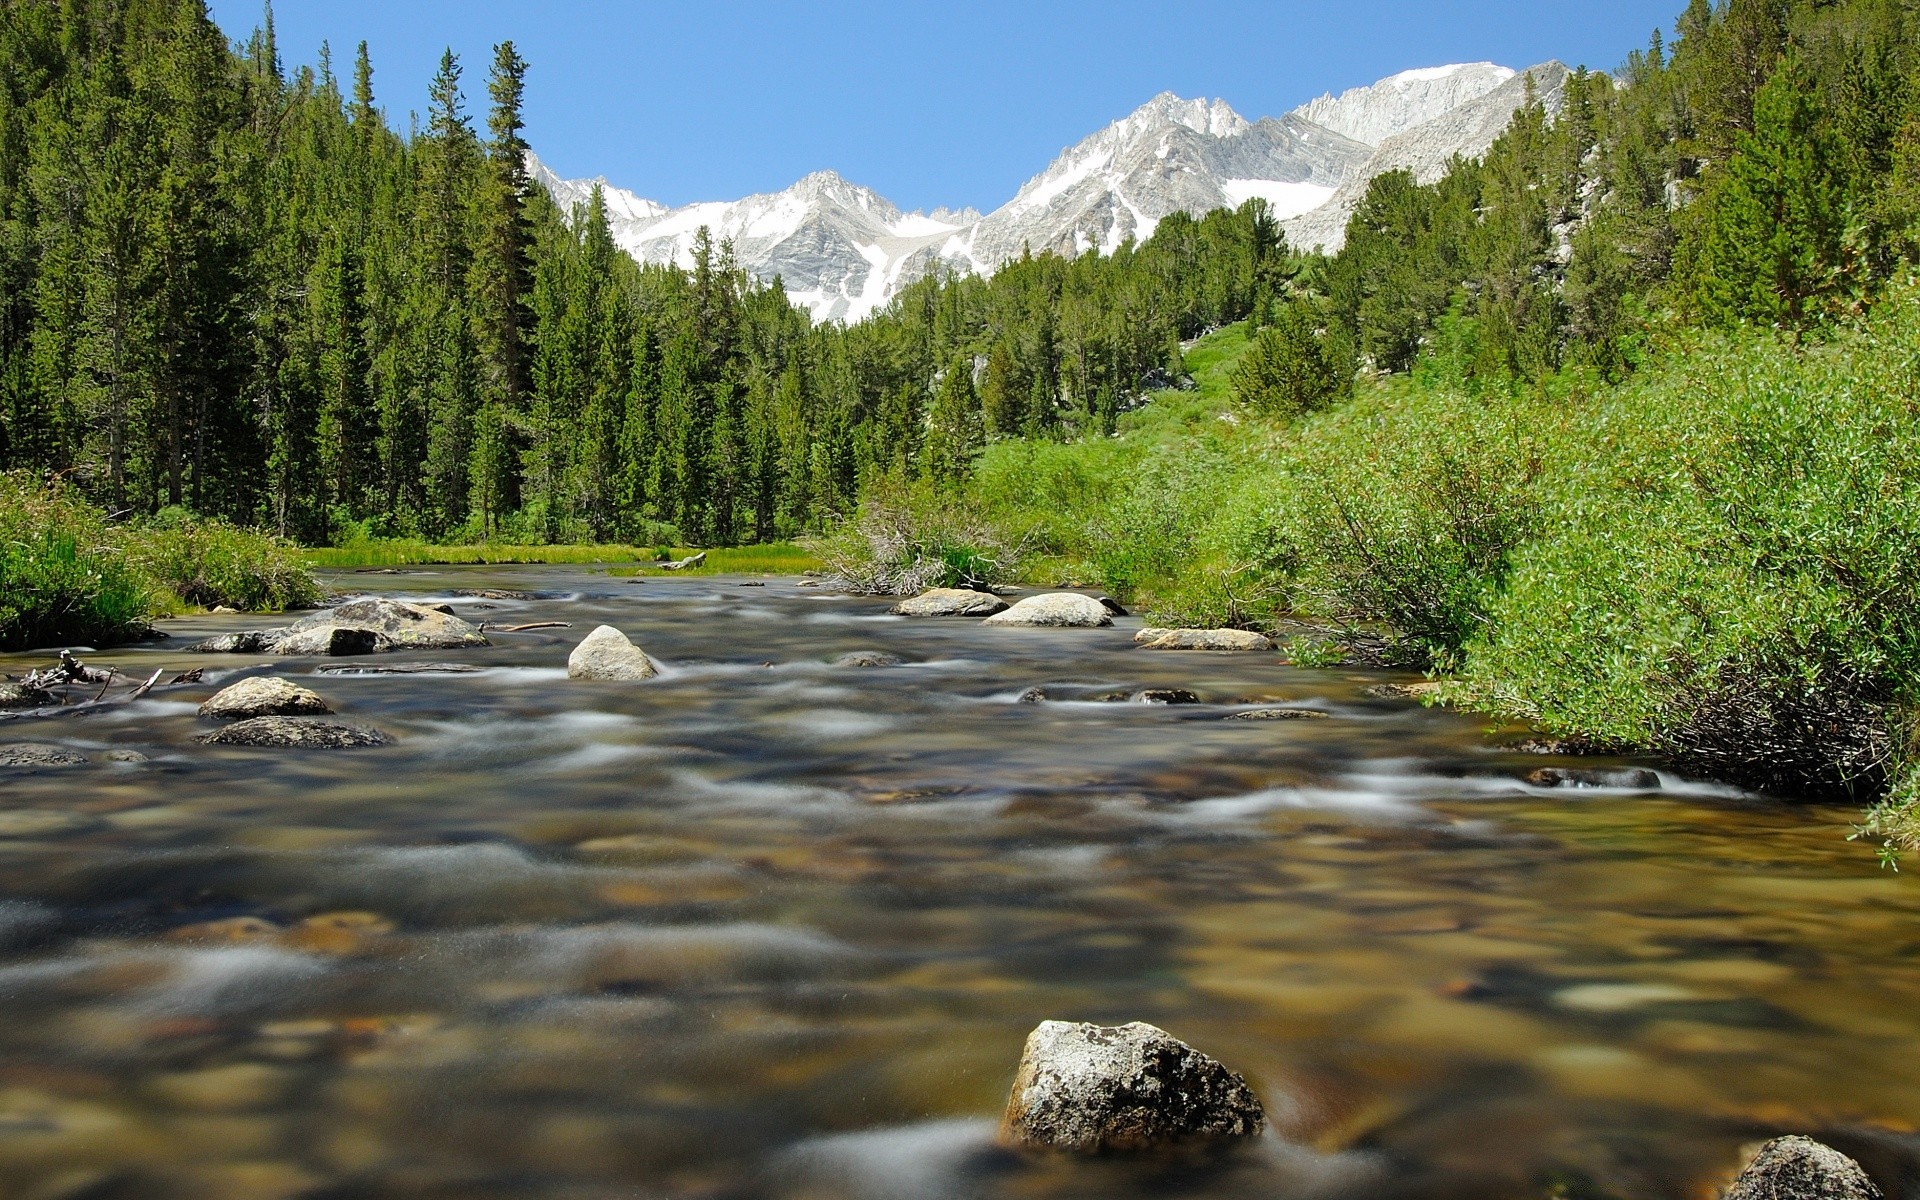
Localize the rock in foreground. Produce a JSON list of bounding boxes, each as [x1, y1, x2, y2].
[[199, 718, 391, 749], [1000, 1020, 1265, 1153], [982, 594, 1114, 629], [0, 743, 87, 770], [1135, 628, 1275, 652], [568, 625, 658, 681], [276, 599, 489, 653], [1724, 1136, 1882, 1200], [891, 588, 1009, 617], [199, 676, 332, 720]]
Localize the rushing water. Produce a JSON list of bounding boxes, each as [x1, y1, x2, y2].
[[1, 567, 1917, 1200]]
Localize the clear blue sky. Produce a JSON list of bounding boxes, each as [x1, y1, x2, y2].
[[207, 1, 1682, 214]]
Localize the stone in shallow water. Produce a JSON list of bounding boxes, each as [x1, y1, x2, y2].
[[278, 598, 490, 651], [199, 717, 391, 749], [1525, 766, 1661, 790], [188, 629, 287, 654], [982, 594, 1114, 629], [567, 625, 658, 681], [0, 743, 86, 769], [1135, 627, 1275, 651], [198, 676, 332, 720], [891, 588, 1009, 617], [271, 626, 391, 657], [1724, 1136, 1883, 1200], [835, 651, 905, 668], [0, 681, 53, 708], [1226, 708, 1329, 721], [1000, 1020, 1265, 1153], [1131, 689, 1202, 705]]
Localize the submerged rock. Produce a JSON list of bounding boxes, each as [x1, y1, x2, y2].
[[276, 598, 489, 652], [1000, 1020, 1265, 1153], [891, 588, 1009, 617], [0, 743, 87, 770], [199, 677, 332, 720], [1363, 681, 1447, 702], [982, 594, 1114, 629], [567, 625, 658, 681], [0, 680, 53, 709], [1135, 628, 1275, 652], [199, 717, 391, 749], [314, 662, 484, 676], [835, 651, 904, 668], [1131, 689, 1202, 705], [188, 629, 288, 654], [1097, 596, 1131, 617], [1525, 766, 1661, 790], [1226, 708, 1330, 721], [1725, 1136, 1883, 1200]]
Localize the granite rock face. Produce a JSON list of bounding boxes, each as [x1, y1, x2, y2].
[[981, 594, 1114, 629], [1724, 1137, 1883, 1200], [198, 677, 332, 720], [567, 625, 658, 681], [1000, 1020, 1265, 1153]]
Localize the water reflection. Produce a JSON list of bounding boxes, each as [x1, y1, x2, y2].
[[0, 567, 1914, 1199]]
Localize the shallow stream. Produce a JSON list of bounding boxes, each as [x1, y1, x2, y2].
[[1, 568, 1917, 1200]]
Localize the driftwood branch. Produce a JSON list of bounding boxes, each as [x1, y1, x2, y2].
[[490, 622, 571, 633]]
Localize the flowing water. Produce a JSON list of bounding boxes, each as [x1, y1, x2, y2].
[[2, 567, 1918, 1200]]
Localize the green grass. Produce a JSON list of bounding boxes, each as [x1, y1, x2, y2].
[[310, 539, 819, 575]]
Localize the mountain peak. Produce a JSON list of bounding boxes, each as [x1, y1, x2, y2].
[[1290, 62, 1516, 146], [1128, 92, 1248, 139]]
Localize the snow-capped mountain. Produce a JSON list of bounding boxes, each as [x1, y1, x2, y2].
[[535, 60, 1569, 323]]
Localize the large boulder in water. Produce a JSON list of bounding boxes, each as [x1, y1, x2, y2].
[[1000, 1020, 1265, 1153], [199, 676, 331, 720], [891, 588, 1009, 617], [1724, 1137, 1883, 1200], [199, 717, 391, 749], [0, 743, 87, 770], [188, 629, 288, 654], [274, 599, 488, 654], [982, 594, 1114, 629], [1135, 628, 1275, 652], [567, 625, 658, 681], [271, 626, 392, 656]]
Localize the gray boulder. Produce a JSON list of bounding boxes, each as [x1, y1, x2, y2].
[[982, 594, 1114, 629], [188, 629, 287, 654], [0, 743, 87, 770], [1131, 689, 1202, 705], [199, 677, 332, 720], [1724, 1136, 1882, 1200], [199, 717, 391, 749], [835, 651, 904, 668], [892, 588, 1009, 617], [1000, 1020, 1265, 1153], [567, 625, 658, 681], [276, 599, 489, 653], [271, 626, 392, 657], [1136, 628, 1275, 652], [0, 681, 52, 709]]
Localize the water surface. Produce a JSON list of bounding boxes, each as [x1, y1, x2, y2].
[[1, 567, 1915, 1200]]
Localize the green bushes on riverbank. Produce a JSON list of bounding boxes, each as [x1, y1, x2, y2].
[[0, 474, 320, 651], [309, 540, 819, 574]]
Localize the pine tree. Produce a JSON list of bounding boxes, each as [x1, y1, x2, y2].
[[470, 40, 533, 535], [922, 356, 982, 488]]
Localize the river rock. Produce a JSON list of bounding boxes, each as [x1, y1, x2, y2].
[[835, 651, 904, 668], [1525, 766, 1661, 790], [982, 594, 1114, 629], [275, 598, 489, 653], [199, 677, 332, 720], [1724, 1136, 1883, 1200], [1000, 1020, 1265, 1153], [271, 625, 392, 656], [0, 743, 87, 770], [567, 625, 658, 681], [1132, 689, 1202, 705], [891, 588, 1009, 617], [199, 717, 391, 749], [189, 629, 287, 654], [1227, 708, 1329, 721], [0, 680, 52, 709], [1135, 628, 1275, 652]]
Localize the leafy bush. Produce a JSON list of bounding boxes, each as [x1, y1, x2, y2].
[[0, 474, 155, 650], [1233, 300, 1350, 418], [1462, 296, 1920, 822], [123, 518, 323, 612], [812, 479, 1026, 596]]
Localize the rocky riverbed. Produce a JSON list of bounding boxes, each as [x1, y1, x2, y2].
[[0, 566, 1916, 1199]]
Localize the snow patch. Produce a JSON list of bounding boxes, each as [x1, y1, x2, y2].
[[1220, 179, 1337, 220]]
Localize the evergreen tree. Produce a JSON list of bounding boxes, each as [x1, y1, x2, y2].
[[922, 356, 983, 488], [470, 40, 533, 535]]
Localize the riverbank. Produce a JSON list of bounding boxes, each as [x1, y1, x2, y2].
[[305, 540, 819, 575]]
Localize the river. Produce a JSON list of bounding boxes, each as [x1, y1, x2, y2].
[[0, 567, 1915, 1200]]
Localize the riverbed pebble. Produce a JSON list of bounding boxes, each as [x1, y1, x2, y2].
[[567, 625, 658, 680], [1000, 1020, 1265, 1153], [1724, 1136, 1883, 1200], [199, 676, 332, 720], [982, 593, 1114, 628]]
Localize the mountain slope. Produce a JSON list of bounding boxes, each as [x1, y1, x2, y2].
[[538, 61, 1570, 321]]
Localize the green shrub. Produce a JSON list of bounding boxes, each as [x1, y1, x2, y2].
[[1462, 295, 1920, 820], [811, 478, 1027, 596], [1233, 300, 1350, 418], [0, 474, 155, 650], [123, 519, 323, 612]]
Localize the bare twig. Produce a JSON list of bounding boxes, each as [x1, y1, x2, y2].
[[127, 669, 163, 701], [495, 622, 571, 633]]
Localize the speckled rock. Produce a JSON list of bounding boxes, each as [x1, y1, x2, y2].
[[1131, 689, 1202, 705], [891, 588, 1009, 617], [199, 717, 391, 749], [1226, 708, 1329, 721], [567, 625, 658, 681], [1000, 1020, 1265, 1153], [0, 743, 87, 770], [271, 626, 391, 656], [1135, 628, 1275, 652], [199, 676, 332, 720], [1724, 1137, 1882, 1200], [0, 681, 52, 709], [1525, 766, 1661, 790], [188, 629, 286, 654], [835, 651, 904, 668], [982, 594, 1114, 629], [276, 598, 489, 652]]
